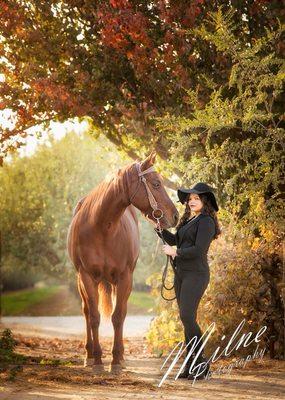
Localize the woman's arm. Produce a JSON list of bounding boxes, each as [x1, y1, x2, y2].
[[176, 217, 215, 259], [154, 228, 176, 246]]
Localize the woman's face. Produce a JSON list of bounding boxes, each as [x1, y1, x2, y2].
[[188, 193, 203, 214]]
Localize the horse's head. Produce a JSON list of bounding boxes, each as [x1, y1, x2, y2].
[[125, 151, 179, 229]]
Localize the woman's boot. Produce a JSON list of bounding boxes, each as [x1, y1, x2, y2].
[[177, 351, 195, 379], [187, 351, 211, 380]]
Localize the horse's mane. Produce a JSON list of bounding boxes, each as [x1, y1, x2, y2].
[[78, 162, 135, 221], [80, 177, 114, 219]]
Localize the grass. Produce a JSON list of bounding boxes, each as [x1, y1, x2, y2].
[[128, 291, 155, 311], [1, 286, 60, 316], [1, 286, 156, 316]]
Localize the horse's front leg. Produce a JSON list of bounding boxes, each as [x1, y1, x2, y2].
[[110, 269, 132, 373], [79, 269, 104, 373], [78, 276, 93, 366]]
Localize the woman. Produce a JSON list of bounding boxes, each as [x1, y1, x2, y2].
[[154, 182, 221, 380]]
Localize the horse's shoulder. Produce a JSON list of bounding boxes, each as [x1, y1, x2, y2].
[[125, 204, 138, 222]]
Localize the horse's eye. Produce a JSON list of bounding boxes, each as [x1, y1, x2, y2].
[[153, 182, 161, 189]]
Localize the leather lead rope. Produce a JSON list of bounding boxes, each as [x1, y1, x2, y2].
[[155, 221, 177, 302]]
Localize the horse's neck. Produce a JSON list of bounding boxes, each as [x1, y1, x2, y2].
[[93, 175, 130, 227]]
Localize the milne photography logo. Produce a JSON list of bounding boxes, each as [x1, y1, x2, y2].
[[159, 319, 267, 387]]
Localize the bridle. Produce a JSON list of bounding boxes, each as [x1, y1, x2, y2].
[[129, 162, 164, 226], [129, 162, 177, 301]]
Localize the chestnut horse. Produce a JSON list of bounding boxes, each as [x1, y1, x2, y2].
[[67, 151, 178, 373]]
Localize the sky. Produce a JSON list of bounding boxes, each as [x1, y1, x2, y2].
[[17, 119, 89, 157], [0, 107, 89, 158]]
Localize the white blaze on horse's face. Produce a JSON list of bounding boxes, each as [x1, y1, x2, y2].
[[127, 154, 179, 229]]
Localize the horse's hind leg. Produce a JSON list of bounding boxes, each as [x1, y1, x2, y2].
[[78, 268, 104, 373], [111, 269, 132, 372], [77, 276, 93, 367]]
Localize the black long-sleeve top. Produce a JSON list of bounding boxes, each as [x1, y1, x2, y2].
[[154, 213, 215, 272]]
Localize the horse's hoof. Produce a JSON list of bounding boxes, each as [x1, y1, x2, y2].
[[93, 364, 105, 374], [110, 364, 123, 374], [84, 358, 94, 367]]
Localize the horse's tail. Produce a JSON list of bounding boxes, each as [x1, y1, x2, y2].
[[98, 279, 114, 320]]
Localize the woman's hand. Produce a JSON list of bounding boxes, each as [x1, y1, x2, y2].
[[162, 244, 177, 259]]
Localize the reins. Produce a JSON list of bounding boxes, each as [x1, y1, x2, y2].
[[129, 162, 177, 301]]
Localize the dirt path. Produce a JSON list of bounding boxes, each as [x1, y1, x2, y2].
[[0, 334, 284, 400], [1, 315, 155, 338]]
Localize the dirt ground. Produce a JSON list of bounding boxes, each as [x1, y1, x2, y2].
[[0, 333, 284, 400]]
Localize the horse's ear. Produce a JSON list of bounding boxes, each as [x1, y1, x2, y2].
[[140, 150, 157, 170], [150, 150, 157, 163]]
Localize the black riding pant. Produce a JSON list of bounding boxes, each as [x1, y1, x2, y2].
[[174, 268, 210, 355]]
